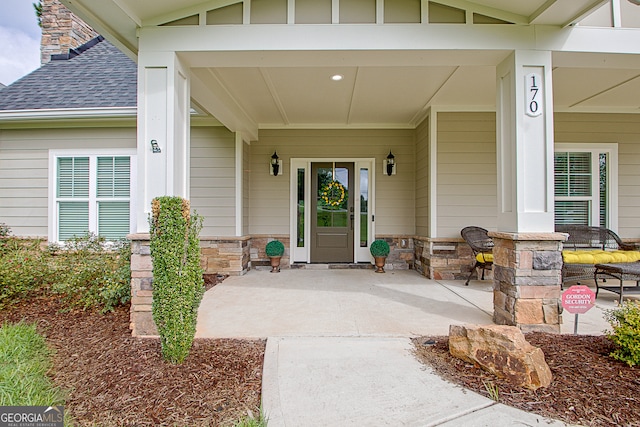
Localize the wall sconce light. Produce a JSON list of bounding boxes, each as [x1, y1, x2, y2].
[[270, 151, 282, 176], [150, 140, 161, 153], [384, 151, 396, 176]]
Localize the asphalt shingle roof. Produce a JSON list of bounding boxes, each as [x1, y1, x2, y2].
[[0, 37, 137, 110]]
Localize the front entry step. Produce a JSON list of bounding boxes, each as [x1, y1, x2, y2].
[[291, 263, 373, 270]]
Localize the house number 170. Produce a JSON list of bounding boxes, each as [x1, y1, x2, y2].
[[525, 73, 543, 117]]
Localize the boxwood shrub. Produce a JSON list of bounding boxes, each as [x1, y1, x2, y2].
[[149, 197, 204, 364], [370, 239, 390, 257], [265, 240, 285, 257], [605, 301, 640, 367]]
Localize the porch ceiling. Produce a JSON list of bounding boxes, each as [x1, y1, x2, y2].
[[187, 50, 640, 129]]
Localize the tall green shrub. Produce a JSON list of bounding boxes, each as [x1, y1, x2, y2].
[[149, 197, 204, 364]]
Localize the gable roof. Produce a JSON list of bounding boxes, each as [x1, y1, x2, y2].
[[0, 36, 137, 111]]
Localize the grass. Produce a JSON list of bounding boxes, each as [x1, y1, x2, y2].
[[482, 379, 500, 402], [232, 408, 268, 427], [0, 322, 65, 407]]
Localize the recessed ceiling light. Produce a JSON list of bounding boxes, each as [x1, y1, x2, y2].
[[331, 74, 344, 81]]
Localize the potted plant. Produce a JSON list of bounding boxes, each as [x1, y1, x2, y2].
[[370, 239, 390, 273], [265, 240, 285, 273]]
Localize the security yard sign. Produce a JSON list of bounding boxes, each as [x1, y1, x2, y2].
[[562, 285, 596, 335], [562, 285, 596, 314]]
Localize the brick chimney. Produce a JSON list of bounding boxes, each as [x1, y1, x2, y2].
[[40, 0, 99, 64]]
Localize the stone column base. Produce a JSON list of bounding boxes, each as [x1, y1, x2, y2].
[[490, 232, 566, 333]]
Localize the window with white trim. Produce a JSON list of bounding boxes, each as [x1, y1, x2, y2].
[[554, 144, 617, 229], [51, 151, 135, 242]]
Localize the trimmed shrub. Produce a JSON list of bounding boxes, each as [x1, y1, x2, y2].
[[48, 234, 131, 313], [605, 301, 640, 367], [149, 197, 204, 364], [0, 233, 130, 312], [0, 239, 49, 308], [370, 239, 390, 257], [265, 240, 285, 257]]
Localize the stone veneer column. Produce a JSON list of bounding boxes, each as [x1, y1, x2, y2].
[[490, 232, 566, 333], [128, 234, 157, 337], [40, 0, 99, 64]]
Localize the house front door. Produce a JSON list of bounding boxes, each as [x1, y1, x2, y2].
[[310, 162, 354, 262]]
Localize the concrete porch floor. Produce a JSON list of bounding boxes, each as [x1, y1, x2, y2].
[[195, 268, 619, 339]]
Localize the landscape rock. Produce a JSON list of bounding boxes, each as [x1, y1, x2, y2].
[[448, 324, 552, 390]]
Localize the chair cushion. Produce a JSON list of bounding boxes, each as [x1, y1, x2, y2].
[[562, 250, 640, 264], [476, 253, 493, 263]]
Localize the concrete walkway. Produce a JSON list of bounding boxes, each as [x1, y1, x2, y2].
[[195, 269, 622, 426]]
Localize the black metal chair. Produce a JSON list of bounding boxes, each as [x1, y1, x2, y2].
[[461, 226, 494, 286]]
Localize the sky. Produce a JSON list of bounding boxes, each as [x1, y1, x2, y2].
[[0, 0, 41, 86]]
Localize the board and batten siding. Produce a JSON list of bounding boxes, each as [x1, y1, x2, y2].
[[250, 129, 415, 235], [436, 112, 497, 238], [189, 126, 237, 236], [415, 115, 429, 237], [554, 113, 640, 239], [0, 127, 136, 237]]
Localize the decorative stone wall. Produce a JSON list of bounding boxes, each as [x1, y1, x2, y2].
[[250, 235, 290, 270], [376, 235, 414, 270], [200, 236, 250, 276], [40, 0, 98, 64], [414, 237, 481, 280], [490, 232, 565, 333]]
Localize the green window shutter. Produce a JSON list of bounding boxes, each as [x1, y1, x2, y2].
[[97, 157, 130, 197], [58, 201, 89, 240], [57, 157, 89, 198], [98, 201, 130, 240]]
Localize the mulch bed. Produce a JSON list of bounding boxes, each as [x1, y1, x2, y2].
[[4, 274, 639, 426], [0, 286, 264, 427], [413, 334, 640, 427]]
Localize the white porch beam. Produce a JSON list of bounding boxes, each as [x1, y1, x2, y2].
[[190, 69, 259, 141], [138, 24, 640, 57], [528, 0, 558, 24], [536, 25, 640, 55], [496, 50, 555, 233]]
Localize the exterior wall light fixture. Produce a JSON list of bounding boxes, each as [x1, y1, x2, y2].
[[384, 151, 396, 176], [270, 151, 282, 176]]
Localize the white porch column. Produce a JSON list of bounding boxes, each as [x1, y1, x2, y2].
[[496, 50, 554, 233], [136, 51, 191, 233], [493, 50, 565, 333]]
